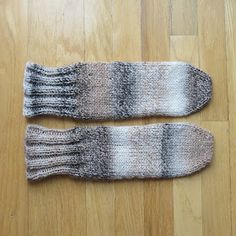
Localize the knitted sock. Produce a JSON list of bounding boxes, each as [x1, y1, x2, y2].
[[25, 123, 213, 181], [24, 61, 212, 120]]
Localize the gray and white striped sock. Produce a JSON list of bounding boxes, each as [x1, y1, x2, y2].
[[23, 61, 212, 120], [25, 123, 213, 181]]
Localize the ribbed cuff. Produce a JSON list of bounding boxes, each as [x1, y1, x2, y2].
[[23, 62, 79, 117], [25, 125, 87, 180]]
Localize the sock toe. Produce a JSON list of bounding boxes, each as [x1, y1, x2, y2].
[[189, 64, 212, 113], [161, 123, 214, 178]]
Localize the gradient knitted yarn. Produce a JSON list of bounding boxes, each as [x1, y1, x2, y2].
[[24, 61, 212, 120], [25, 123, 213, 181]]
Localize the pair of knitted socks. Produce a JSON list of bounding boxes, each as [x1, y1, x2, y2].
[[23, 61, 214, 181]]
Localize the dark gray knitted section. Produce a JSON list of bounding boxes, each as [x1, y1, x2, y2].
[[111, 62, 137, 118], [71, 127, 113, 179], [185, 64, 212, 113], [24, 63, 79, 116], [23, 62, 212, 120], [160, 124, 173, 177]]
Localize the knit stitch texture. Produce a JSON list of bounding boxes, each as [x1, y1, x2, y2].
[[23, 61, 212, 120], [25, 123, 214, 181]]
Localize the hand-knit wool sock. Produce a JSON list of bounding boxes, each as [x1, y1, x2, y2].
[[25, 123, 213, 181], [23, 61, 212, 120]]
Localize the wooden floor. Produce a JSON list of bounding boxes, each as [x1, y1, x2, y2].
[[0, 0, 235, 235]]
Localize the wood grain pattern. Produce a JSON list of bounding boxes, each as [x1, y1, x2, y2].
[[171, 0, 197, 35], [0, 0, 234, 235], [198, 0, 228, 121], [170, 35, 202, 236], [201, 122, 231, 236], [225, 1, 236, 236]]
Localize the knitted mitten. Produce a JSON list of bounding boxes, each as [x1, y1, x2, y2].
[[25, 123, 213, 180], [24, 61, 212, 120]]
